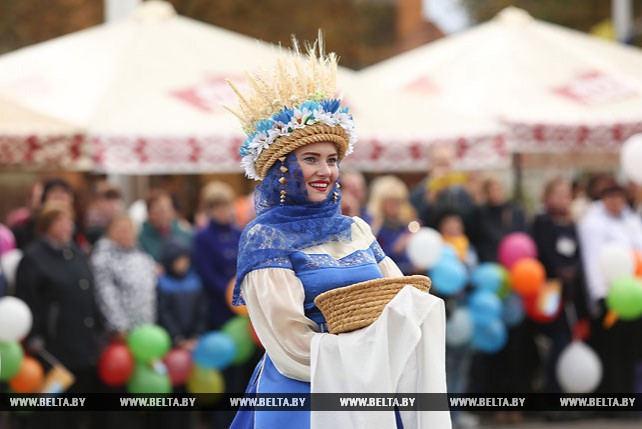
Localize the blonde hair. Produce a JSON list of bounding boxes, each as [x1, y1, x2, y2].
[[367, 176, 416, 229], [201, 181, 236, 209], [36, 203, 74, 235]]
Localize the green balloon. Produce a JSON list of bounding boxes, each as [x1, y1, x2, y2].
[[606, 276, 642, 320], [126, 364, 172, 394], [0, 341, 24, 381], [222, 317, 256, 365], [127, 324, 171, 363], [497, 266, 512, 299]]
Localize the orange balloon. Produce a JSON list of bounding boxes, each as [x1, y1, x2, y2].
[[226, 277, 249, 316], [633, 250, 642, 277], [509, 258, 545, 296], [9, 356, 44, 393]]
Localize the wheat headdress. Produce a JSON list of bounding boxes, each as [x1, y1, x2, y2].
[[226, 34, 356, 180]]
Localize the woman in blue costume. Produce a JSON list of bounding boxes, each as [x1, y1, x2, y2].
[[226, 38, 447, 429]]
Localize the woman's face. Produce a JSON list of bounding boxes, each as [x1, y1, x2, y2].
[[294, 142, 339, 203], [109, 217, 136, 249], [47, 213, 74, 244]]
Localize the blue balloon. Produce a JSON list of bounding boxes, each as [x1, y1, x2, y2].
[[446, 307, 474, 347], [193, 332, 237, 370], [470, 263, 503, 293], [502, 293, 525, 327], [429, 258, 468, 296], [469, 291, 502, 326], [438, 245, 459, 264], [471, 318, 507, 354]]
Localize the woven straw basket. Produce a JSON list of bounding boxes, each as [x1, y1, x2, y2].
[[314, 275, 431, 334]]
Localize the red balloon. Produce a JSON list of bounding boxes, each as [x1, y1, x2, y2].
[[248, 322, 263, 349], [523, 287, 562, 324], [498, 233, 537, 269], [98, 343, 135, 387], [163, 348, 193, 387]]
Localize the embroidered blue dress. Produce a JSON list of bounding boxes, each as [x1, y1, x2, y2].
[[230, 217, 403, 429]]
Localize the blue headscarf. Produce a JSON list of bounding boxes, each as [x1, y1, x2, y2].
[[233, 152, 354, 305]]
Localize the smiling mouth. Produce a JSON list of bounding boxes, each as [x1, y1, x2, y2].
[[309, 181, 330, 192]]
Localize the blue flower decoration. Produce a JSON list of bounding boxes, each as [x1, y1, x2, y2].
[[255, 118, 275, 133], [273, 107, 294, 124], [300, 100, 320, 112], [321, 99, 341, 113]]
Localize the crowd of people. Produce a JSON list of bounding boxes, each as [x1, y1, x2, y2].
[[1, 144, 642, 428]]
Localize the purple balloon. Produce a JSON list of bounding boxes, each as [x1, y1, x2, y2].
[[497, 233, 537, 269]]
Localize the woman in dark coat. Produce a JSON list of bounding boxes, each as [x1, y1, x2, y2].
[[16, 203, 104, 429]]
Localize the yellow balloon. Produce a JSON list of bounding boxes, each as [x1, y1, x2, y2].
[[186, 365, 225, 394]]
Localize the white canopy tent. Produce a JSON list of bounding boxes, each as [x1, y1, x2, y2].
[[0, 1, 505, 174], [362, 7, 642, 154]]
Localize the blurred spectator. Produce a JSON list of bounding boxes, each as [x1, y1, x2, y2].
[[578, 178, 642, 394], [15, 204, 104, 415], [340, 191, 361, 218], [158, 238, 207, 348], [6, 181, 43, 229], [410, 144, 475, 232], [192, 181, 241, 330], [234, 191, 257, 228], [436, 208, 477, 268], [470, 176, 526, 263], [530, 177, 588, 393], [340, 170, 372, 224], [84, 181, 124, 245], [138, 189, 192, 262], [91, 214, 157, 339], [12, 178, 76, 249], [367, 175, 416, 274]]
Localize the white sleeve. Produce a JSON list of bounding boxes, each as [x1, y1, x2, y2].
[[577, 217, 607, 304], [379, 257, 403, 278], [241, 268, 319, 382]]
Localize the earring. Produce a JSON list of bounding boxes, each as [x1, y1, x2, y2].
[[333, 182, 340, 203], [279, 156, 287, 205]]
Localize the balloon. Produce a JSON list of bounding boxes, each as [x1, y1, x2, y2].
[[193, 332, 237, 370], [634, 250, 642, 277], [598, 245, 635, 286], [9, 356, 44, 393], [248, 322, 263, 348], [523, 281, 562, 323], [470, 263, 503, 293], [127, 324, 171, 363], [497, 233, 537, 269], [605, 276, 642, 320], [0, 249, 23, 288], [221, 317, 256, 365], [502, 293, 525, 327], [621, 134, 642, 185], [556, 341, 602, 393], [127, 364, 172, 394], [429, 258, 468, 297], [0, 297, 33, 341], [440, 245, 459, 263], [0, 224, 16, 254], [509, 258, 545, 296], [226, 278, 249, 316], [469, 291, 502, 326], [128, 199, 147, 232], [186, 365, 225, 394], [98, 343, 135, 387], [406, 228, 443, 270], [496, 266, 512, 299], [471, 318, 507, 354], [446, 307, 474, 347], [163, 348, 193, 387], [0, 341, 24, 381]]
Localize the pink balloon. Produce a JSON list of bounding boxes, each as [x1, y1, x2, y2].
[[0, 224, 16, 255], [498, 233, 537, 269], [163, 348, 193, 387]]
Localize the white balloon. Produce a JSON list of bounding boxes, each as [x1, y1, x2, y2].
[[128, 199, 148, 232], [1, 248, 23, 289], [621, 134, 642, 185], [556, 341, 602, 393], [0, 296, 33, 341], [446, 307, 474, 347], [598, 244, 634, 286], [406, 227, 443, 270]]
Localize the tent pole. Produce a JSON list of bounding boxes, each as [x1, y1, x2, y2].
[[612, 0, 633, 43], [512, 152, 523, 203]]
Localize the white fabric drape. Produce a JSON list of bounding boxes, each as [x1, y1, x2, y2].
[[310, 286, 451, 429]]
